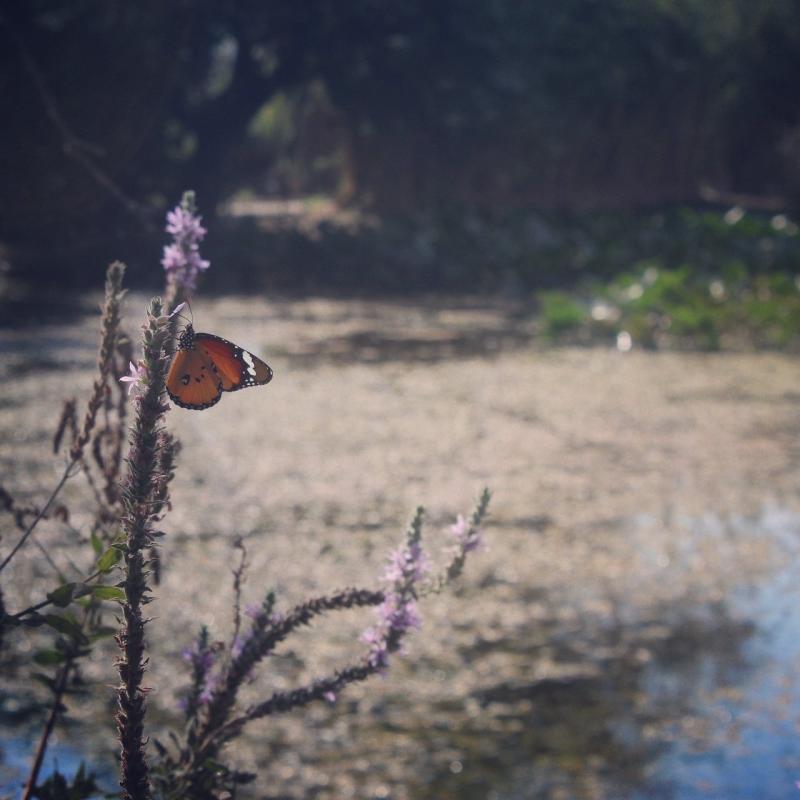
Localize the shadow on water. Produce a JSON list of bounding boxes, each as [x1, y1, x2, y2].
[[283, 324, 537, 366], [0, 293, 542, 376], [249, 295, 541, 365], [359, 605, 756, 800], [480, 614, 755, 799]]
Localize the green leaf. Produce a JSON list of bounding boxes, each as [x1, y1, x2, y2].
[[96, 546, 122, 573], [33, 648, 66, 666], [202, 758, 228, 775], [89, 625, 118, 642], [90, 530, 104, 555], [31, 672, 57, 691], [92, 586, 126, 602], [74, 584, 94, 598], [47, 583, 77, 608], [43, 613, 85, 642]]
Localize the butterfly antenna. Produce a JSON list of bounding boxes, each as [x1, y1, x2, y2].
[[171, 300, 194, 327]]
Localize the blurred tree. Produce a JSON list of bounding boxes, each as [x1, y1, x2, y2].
[[1, 0, 799, 286], [0, 2, 184, 241]]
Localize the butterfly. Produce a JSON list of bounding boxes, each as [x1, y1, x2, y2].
[[166, 324, 273, 410]]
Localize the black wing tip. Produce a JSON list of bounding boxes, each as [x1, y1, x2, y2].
[[222, 363, 274, 392]]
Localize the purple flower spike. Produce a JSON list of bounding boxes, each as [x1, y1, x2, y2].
[[182, 638, 216, 672], [323, 691, 337, 704], [166, 207, 207, 240], [364, 508, 427, 672], [377, 595, 421, 632], [451, 514, 483, 554], [232, 628, 256, 660], [161, 192, 210, 292], [363, 630, 389, 670], [384, 541, 429, 583], [199, 672, 220, 705]]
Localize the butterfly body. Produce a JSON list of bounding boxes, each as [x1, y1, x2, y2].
[[166, 324, 273, 410]]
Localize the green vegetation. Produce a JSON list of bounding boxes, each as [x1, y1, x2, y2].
[[539, 258, 800, 351], [538, 291, 587, 340]]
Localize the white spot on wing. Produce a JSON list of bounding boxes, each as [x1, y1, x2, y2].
[[242, 350, 257, 376]]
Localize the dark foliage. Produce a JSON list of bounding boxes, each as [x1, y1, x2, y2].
[[1, 0, 800, 290], [30, 763, 99, 800]]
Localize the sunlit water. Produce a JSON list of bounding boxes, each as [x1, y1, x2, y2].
[[628, 508, 800, 800]]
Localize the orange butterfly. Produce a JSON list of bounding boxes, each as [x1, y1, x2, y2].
[[166, 324, 273, 410]]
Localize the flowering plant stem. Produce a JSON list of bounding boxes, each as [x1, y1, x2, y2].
[[159, 493, 491, 797], [116, 298, 171, 800], [183, 589, 385, 778], [0, 466, 74, 574], [21, 656, 75, 800], [0, 262, 126, 575]]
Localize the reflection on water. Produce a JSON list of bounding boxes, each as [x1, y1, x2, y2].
[[0, 738, 115, 799], [365, 607, 757, 800], [3, 508, 800, 799], [303, 507, 800, 800], [634, 512, 800, 800]]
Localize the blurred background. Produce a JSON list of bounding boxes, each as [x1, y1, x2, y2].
[[3, 2, 800, 799], [1, 0, 799, 306]]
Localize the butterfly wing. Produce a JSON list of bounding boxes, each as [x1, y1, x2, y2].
[[195, 333, 273, 392], [166, 348, 224, 409]]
